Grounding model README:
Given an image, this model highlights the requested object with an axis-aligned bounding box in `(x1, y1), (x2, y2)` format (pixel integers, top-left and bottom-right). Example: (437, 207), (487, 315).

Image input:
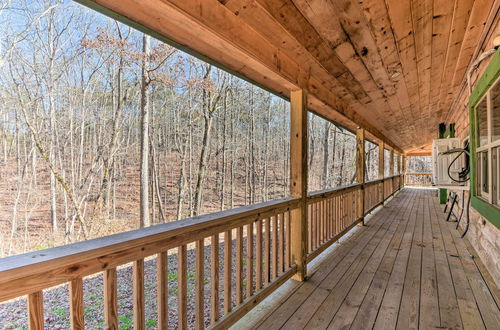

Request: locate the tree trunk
(193, 113), (213, 216)
(139, 34), (151, 228)
(322, 121), (330, 189)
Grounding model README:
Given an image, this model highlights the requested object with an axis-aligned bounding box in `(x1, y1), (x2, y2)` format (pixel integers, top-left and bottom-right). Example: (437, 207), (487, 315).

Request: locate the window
(474, 77), (500, 206)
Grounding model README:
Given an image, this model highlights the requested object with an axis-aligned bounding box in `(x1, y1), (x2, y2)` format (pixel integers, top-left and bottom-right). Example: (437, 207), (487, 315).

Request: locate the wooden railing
(305, 175), (402, 262)
(393, 175), (400, 192)
(0, 175), (403, 329)
(364, 179), (384, 214)
(384, 177), (393, 199)
(404, 172), (432, 186)
(0, 198), (300, 329)
(306, 184), (360, 261)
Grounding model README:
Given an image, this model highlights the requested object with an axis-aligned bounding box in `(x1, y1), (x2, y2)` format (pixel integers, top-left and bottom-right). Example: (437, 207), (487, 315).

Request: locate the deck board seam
(368, 188), (419, 329)
(432, 192), (471, 329)
(301, 189), (413, 328)
(432, 196), (499, 329)
(255, 192), (398, 329)
(393, 188), (423, 329)
(372, 188), (420, 329)
(344, 188), (417, 329)
(326, 190), (415, 328)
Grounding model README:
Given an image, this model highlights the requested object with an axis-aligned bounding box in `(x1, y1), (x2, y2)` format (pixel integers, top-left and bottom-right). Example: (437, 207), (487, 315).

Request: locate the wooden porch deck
(250, 188), (500, 330)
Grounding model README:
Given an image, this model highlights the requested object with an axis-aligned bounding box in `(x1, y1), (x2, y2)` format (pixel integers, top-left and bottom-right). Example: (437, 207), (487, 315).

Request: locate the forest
(0, 0), (394, 257)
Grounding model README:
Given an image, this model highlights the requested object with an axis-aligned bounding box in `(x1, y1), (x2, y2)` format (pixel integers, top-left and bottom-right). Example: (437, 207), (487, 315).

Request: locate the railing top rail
(307, 183), (361, 200)
(364, 178), (384, 185)
(0, 197), (300, 290)
(307, 174), (403, 199)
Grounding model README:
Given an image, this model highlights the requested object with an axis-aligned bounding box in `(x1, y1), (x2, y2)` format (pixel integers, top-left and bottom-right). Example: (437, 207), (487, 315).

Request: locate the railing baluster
(246, 222), (254, 297)
(315, 202), (319, 250)
(264, 218), (271, 285)
(315, 202), (320, 247)
(339, 195), (343, 231)
(70, 278), (84, 330)
(104, 268), (118, 330)
(319, 201), (323, 245)
(325, 199), (329, 241)
(272, 215), (278, 280)
(328, 198), (332, 239)
(236, 227), (243, 304)
(133, 259), (145, 330)
(311, 203), (316, 251)
(195, 239), (205, 330)
(157, 252), (168, 330)
(178, 245), (188, 330)
(317, 202), (321, 247)
(256, 220), (262, 290)
(279, 213), (284, 273)
(307, 204), (312, 253)
(285, 212), (291, 269)
(334, 196), (338, 234)
(28, 291), (44, 330)
(210, 234), (219, 324)
(322, 199), (326, 243)
(323, 199), (327, 242)
(342, 194), (346, 228)
(224, 230), (232, 314)
(330, 197), (334, 235)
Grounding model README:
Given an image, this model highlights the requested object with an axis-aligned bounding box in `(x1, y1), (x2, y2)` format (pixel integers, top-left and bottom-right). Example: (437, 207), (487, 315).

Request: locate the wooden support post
(378, 142), (385, 179)
(402, 155), (407, 185)
(378, 142), (385, 201)
(290, 89), (308, 281)
(397, 153), (401, 174)
(390, 149), (394, 177)
(439, 123), (447, 204)
(356, 128), (365, 224)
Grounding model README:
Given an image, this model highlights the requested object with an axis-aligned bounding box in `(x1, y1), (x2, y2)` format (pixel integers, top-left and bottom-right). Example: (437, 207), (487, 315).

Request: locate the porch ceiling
(78, 0), (499, 153)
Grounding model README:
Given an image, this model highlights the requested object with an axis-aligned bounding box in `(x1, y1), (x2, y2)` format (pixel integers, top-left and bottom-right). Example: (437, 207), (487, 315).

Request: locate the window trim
(469, 49), (500, 229)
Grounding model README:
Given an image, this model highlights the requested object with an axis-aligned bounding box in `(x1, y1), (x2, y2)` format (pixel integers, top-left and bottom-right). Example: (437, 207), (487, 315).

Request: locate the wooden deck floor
(252, 188), (500, 330)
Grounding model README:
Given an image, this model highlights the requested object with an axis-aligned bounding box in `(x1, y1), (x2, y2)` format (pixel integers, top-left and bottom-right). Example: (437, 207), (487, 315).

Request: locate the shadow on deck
(236, 188), (500, 330)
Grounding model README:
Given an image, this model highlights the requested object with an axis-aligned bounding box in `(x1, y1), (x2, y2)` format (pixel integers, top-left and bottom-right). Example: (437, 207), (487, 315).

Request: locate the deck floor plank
(301, 191), (412, 329)
(372, 190), (420, 330)
(256, 191), (409, 329)
(326, 189), (416, 329)
(395, 189), (424, 330)
(430, 192), (478, 329)
(431, 195), (500, 330)
(418, 191), (440, 329)
(350, 189), (418, 329)
(248, 188), (500, 330)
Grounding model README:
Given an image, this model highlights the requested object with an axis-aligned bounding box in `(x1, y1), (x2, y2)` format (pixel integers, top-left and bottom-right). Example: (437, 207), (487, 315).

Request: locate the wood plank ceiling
(83, 0), (498, 153)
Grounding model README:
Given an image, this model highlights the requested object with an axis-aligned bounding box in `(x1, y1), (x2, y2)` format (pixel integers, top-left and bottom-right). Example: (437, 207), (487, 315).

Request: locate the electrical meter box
(432, 138), (462, 185)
